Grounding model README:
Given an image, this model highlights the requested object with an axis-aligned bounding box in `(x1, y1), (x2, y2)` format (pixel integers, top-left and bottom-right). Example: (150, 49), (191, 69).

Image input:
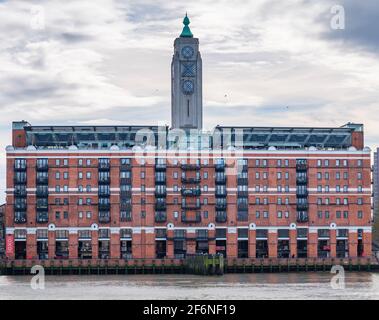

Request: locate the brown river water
(0, 272), (378, 300)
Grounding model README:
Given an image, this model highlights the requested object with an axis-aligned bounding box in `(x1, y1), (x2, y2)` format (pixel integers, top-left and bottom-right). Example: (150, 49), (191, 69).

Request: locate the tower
(171, 14), (203, 130)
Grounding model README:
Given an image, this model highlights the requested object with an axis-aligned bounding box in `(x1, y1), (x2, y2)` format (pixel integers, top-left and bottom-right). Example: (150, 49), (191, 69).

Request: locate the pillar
(226, 227), (237, 258)
(166, 229), (174, 259)
(248, 229), (256, 258)
(208, 228), (216, 255)
(289, 229), (297, 258)
(363, 230), (372, 257)
(330, 229), (337, 258)
(308, 229), (318, 258)
(110, 229), (120, 259)
(91, 230), (98, 259)
(132, 229), (142, 259)
(26, 229), (37, 260)
(186, 229), (196, 255)
(144, 228), (155, 259)
(268, 230), (278, 258)
(348, 230), (358, 258)
(68, 231), (78, 259)
(48, 230), (56, 259)
(5, 232), (15, 260)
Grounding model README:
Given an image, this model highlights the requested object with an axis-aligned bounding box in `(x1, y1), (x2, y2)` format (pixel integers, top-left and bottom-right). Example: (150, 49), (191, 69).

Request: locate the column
(363, 229), (372, 257)
(208, 228), (216, 255)
(144, 228), (155, 259)
(68, 230), (78, 259)
(91, 230), (98, 259)
(348, 230), (358, 258)
(308, 229), (318, 258)
(226, 227), (237, 258)
(268, 229), (278, 258)
(110, 229), (120, 259)
(26, 229), (37, 260)
(186, 229), (196, 255)
(166, 229), (174, 258)
(48, 230), (56, 259)
(289, 229), (297, 258)
(132, 229), (142, 259)
(248, 229), (256, 258)
(5, 231), (15, 260)
(330, 229), (337, 258)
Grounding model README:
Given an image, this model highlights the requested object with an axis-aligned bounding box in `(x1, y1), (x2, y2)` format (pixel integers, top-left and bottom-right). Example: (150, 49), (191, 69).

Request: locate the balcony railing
(296, 189), (308, 197)
(181, 188), (201, 197)
(297, 202), (308, 211)
(98, 177), (111, 185)
(181, 164), (200, 171)
(36, 204), (48, 212)
(297, 211), (309, 223)
(14, 188), (27, 197)
(155, 212), (167, 223)
(120, 177), (131, 185)
(237, 203), (249, 211)
(36, 188), (49, 198)
(155, 164), (166, 171)
(237, 212), (249, 221)
(181, 177), (201, 184)
(120, 190), (132, 198)
(98, 202), (111, 211)
(14, 215), (27, 224)
(14, 203), (27, 211)
(237, 190), (248, 197)
(155, 189), (167, 197)
(215, 176), (226, 184)
(237, 177), (248, 185)
(215, 211), (227, 223)
(36, 163), (49, 172)
(36, 176), (48, 185)
(296, 176), (307, 185)
(99, 213), (111, 223)
(155, 201), (166, 211)
(14, 164), (27, 171)
(215, 202), (227, 210)
(215, 190), (227, 197)
(155, 177), (167, 185)
(98, 162), (110, 171)
(181, 212), (201, 223)
(14, 176), (27, 184)
(120, 203), (132, 211)
(214, 163), (225, 171)
(98, 190), (110, 197)
(296, 163), (307, 171)
(36, 213), (48, 223)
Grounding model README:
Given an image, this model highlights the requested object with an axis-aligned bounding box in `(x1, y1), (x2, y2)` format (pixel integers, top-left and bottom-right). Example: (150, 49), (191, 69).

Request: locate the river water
(0, 272), (378, 300)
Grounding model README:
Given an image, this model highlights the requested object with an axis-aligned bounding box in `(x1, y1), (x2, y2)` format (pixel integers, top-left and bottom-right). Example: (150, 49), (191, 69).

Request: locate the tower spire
(180, 13), (193, 38)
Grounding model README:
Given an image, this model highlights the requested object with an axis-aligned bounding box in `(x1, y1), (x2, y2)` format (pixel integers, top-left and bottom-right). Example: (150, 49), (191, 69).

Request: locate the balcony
(297, 211), (309, 223)
(36, 188), (49, 198)
(36, 204), (48, 212)
(181, 164), (200, 171)
(120, 203), (132, 211)
(120, 177), (131, 185)
(36, 176), (48, 185)
(181, 212), (201, 223)
(98, 189), (110, 197)
(98, 202), (111, 211)
(181, 177), (201, 184)
(120, 163), (132, 171)
(14, 187), (27, 197)
(297, 202), (308, 211)
(98, 162), (110, 171)
(181, 202), (201, 210)
(14, 215), (27, 224)
(296, 176), (307, 185)
(36, 213), (48, 223)
(215, 190), (227, 198)
(296, 189), (308, 197)
(155, 164), (166, 171)
(155, 189), (167, 197)
(215, 211), (227, 223)
(237, 177), (248, 185)
(215, 202), (227, 210)
(155, 177), (167, 185)
(237, 190), (248, 197)
(155, 212), (167, 223)
(215, 176), (226, 184)
(237, 212), (248, 221)
(215, 163), (225, 171)
(296, 163), (307, 171)
(99, 177), (111, 185)
(36, 163), (48, 172)
(237, 203), (249, 212)
(14, 176), (27, 184)
(238, 164), (248, 172)
(99, 213), (111, 223)
(14, 203), (27, 211)
(120, 211), (132, 222)
(155, 201), (166, 211)
(14, 163), (27, 171)
(120, 190), (132, 198)
(181, 188), (201, 197)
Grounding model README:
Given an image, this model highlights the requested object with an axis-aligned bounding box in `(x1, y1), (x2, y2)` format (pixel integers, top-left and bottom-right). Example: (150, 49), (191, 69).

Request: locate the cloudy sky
(0, 0), (378, 202)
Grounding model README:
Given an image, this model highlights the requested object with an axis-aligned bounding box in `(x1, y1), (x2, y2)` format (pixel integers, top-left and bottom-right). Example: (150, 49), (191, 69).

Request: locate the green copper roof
(180, 13), (193, 38)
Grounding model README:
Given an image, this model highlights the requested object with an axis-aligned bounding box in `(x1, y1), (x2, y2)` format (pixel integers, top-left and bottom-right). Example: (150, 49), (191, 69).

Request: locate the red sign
(6, 235), (14, 256)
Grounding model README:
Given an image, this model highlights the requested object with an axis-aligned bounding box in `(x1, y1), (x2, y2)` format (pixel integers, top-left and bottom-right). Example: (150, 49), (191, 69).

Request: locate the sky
(0, 0), (378, 203)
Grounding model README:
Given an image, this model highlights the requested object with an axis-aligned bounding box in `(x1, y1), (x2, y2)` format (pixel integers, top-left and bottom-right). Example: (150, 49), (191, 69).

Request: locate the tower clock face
(181, 46), (194, 59)
(182, 80), (194, 95)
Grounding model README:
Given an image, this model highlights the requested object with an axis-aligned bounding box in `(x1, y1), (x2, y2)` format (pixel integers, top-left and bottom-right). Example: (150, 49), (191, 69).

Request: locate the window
(55, 185), (60, 192)
(78, 230), (91, 239)
(55, 159), (60, 166)
(86, 172), (91, 179)
(336, 159), (340, 167)
(256, 211), (260, 218)
(86, 211), (92, 218)
(173, 172), (178, 179)
(343, 211), (348, 219)
(277, 159), (282, 167)
(318, 211), (322, 219)
(63, 211), (68, 219)
(86, 159), (91, 166)
(317, 160), (322, 167)
(358, 211), (363, 219)
(78, 172), (83, 179)
(63, 159), (68, 166)
(255, 172), (260, 179)
(325, 211), (330, 219)
(37, 229), (48, 239)
(63, 172), (68, 179)
(336, 172), (340, 180)
(78, 198), (83, 205)
(56, 230), (68, 239)
(79, 211), (83, 219)
(277, 172), (282, 180)
(216, 228), (227, 238)
(78, 185), (83, 192)
(204, 172), (208, 179)
(78, 159), (83, 166)
(357, 159), (362, 167)
(285, 159), (289, 167)
(55, 172), (60, 179)
(357, 172), (362, 180)
(140, 171), (145, 179)
(237, 228), (248, 238)
(357, 198), (363, 205)
(317, 172), (322, 180)
(277, 211), (282, 218)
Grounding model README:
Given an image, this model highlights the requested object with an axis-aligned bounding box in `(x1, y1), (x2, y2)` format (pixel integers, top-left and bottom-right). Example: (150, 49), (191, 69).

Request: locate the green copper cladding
(180, 13), (193, 38)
